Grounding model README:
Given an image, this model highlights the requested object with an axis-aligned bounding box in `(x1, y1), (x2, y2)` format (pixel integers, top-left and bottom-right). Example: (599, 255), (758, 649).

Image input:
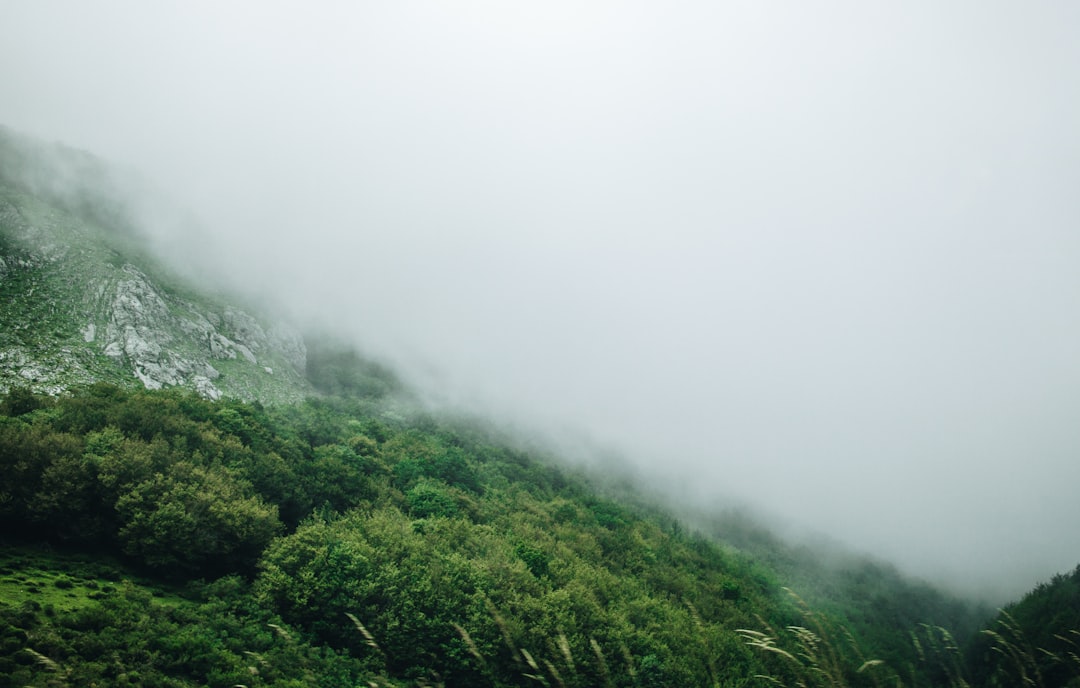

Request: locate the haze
(3, 2), (1079, 602)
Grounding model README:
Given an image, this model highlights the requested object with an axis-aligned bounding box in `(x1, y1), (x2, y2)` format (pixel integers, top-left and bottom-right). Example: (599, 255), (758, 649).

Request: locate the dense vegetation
(967, 565), (1080, 688)
(3, 125), (1077, 686)
(0, 380), (1073, 686)
(0, 383), (784, 685)
(693, 511), (989, 683)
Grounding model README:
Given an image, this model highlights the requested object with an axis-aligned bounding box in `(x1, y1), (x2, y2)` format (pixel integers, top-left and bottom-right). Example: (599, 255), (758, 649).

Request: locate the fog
(3, 2), (1079, 602)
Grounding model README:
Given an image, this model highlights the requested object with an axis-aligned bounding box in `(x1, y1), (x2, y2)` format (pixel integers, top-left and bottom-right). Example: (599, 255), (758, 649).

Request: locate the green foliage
(0, 384), (1026, 687)
(968, 565), (1080, 688)
(514, 542), (550, 579)
(740, 588), (895, 687)
(588, 499), (630, 530)
(114, 461), (282, 575)
(406, 481), (460, 519)
(391, 437), (482, 496)
(305, 337), (401, 400)
(298, 442), (376, 515)
(703, 509), (991, 678)
(254, 510), (495, 682)
(0, 386), (50, 416)
(0, 558), (373, 687)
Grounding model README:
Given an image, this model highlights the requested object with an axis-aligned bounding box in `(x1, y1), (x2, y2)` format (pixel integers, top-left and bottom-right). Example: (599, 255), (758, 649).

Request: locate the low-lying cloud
(3, 1), (1079, 601)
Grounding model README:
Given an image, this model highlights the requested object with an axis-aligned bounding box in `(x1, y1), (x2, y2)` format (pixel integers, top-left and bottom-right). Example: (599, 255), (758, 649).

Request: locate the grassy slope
(0, 542), (367, 688)
(0, 544), (162, 615)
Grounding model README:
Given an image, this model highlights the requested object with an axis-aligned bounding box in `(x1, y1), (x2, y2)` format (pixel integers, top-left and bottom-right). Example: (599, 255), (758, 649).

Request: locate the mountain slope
(0, 126), (310, 402)
(5, 126), (1070, 687)
(967, 564), (1080, 687)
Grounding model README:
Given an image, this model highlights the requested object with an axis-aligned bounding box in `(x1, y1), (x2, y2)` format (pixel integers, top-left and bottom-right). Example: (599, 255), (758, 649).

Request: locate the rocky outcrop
(1, 174), (310, 402)
(102, 265), (174, 381)
(95, 264), (307, 399)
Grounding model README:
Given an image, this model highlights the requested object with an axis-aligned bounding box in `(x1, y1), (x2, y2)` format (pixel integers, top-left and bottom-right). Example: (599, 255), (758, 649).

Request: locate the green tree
(0, 386), (49, 416)
(115, 461), (281, 574)
(406, 481), (460, 519)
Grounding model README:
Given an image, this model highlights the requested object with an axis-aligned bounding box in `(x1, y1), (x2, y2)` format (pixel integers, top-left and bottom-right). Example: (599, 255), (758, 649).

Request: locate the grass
(978, 610), (1080, 688)
(4, 540), (1078, 687)
(737, 588), (1080, 688)
(0, 543), (185, 614)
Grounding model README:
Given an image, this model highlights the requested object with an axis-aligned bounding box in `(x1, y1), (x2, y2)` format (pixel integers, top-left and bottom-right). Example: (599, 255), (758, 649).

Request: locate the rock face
(0, 251), (311, 402)
(102, 266), (175, 385)
(0, 133), (312, 402)
(94, 265), (308, 399)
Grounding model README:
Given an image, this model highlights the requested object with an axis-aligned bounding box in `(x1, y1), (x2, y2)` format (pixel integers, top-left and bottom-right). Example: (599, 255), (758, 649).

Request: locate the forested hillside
(2, 126), (1077, 687)
(1, 378), (1062, 687)
(967, 565), (1080, 688)
(0, 382), (784, 686)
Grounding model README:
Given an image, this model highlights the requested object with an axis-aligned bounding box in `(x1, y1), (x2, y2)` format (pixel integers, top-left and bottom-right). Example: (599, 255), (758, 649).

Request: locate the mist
(3, 1), (1079, 602)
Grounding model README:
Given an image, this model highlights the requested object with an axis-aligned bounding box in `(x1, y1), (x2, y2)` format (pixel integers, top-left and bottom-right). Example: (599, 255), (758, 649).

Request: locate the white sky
(2, 1), (1079, 601)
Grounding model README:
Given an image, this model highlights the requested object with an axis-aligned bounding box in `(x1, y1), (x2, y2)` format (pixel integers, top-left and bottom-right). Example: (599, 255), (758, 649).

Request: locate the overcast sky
(3, 1), (1079, 601)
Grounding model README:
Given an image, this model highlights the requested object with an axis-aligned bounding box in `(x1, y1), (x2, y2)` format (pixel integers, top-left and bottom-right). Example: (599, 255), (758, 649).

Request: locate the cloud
(3, 1), (1079, 601)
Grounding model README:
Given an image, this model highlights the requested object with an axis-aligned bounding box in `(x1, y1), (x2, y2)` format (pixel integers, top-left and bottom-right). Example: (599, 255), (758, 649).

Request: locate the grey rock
(224, 306), (266, 352)
(209, 333), (237, 360)
(192, 375), (222, 400)
(234, 343), (257, 365)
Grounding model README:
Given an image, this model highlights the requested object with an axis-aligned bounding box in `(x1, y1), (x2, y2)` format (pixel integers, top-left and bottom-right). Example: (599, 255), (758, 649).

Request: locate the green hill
(1, 126), (1074, 687)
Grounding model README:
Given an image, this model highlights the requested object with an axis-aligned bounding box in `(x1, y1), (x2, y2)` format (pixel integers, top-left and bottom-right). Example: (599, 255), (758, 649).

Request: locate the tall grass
(737, 588), (891, 688)
(23, 584), (1078, 686)
(977, 610), (1080, 688)
(738, 590), (1080, 688)
(908, 624), (969, 688)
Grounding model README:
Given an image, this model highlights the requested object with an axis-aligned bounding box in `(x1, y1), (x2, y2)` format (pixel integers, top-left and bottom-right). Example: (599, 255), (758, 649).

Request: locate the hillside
(0, 125), (310, 402)
(1, 128), (1075, 687)
(967, 565), (1080, 688)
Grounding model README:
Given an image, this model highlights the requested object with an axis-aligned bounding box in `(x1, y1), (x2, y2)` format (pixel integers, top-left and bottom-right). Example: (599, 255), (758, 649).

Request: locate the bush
(114, 462), (281, 575)
(406, 482), (459, 519)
